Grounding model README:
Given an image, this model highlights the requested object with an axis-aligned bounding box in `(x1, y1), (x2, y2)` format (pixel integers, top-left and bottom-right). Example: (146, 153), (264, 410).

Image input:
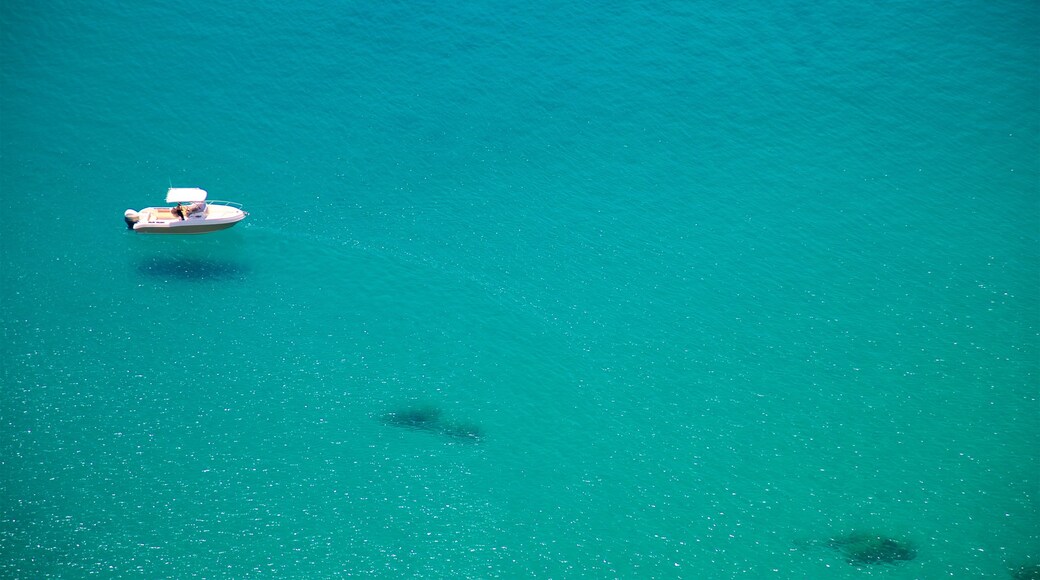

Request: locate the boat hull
(127, 204), (246, 234)
(132, 220), (242, 234)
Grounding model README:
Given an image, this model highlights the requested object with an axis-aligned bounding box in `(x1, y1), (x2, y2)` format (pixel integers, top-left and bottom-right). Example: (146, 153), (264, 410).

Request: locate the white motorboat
(124, 188), (247, 234)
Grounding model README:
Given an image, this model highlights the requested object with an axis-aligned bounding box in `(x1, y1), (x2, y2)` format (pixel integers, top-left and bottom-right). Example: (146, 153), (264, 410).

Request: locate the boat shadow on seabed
(136, 256), (251, 282)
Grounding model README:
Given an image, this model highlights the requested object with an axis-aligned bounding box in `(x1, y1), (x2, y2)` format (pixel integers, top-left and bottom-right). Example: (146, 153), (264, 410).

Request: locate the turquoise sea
(2, 0), (1038, 577)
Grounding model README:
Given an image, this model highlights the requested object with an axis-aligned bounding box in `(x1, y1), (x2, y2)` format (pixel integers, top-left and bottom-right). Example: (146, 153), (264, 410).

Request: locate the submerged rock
(826, 531), (917, 566)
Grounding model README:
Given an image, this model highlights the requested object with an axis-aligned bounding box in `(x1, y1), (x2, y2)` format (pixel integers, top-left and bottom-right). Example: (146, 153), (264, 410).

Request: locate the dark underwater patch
(1011, 563), (1040, 580)
(825, 531), (917, 566)
(383, 405), (442, 430)
(382, 405), (482, 443)
(137, 256), (250, 281)
(438, 420), (483, 442)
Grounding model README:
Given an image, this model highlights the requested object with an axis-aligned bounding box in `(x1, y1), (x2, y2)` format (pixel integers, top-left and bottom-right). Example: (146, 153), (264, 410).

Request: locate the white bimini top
(166, 187), (209, 203)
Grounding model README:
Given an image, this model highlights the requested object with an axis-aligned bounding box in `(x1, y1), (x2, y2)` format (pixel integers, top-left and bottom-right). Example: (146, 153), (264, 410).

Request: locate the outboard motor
(124, 209), (140, 230)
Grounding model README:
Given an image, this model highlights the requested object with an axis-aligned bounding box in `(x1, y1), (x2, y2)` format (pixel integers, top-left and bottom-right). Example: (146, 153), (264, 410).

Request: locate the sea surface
(2, 0), (1038, 577)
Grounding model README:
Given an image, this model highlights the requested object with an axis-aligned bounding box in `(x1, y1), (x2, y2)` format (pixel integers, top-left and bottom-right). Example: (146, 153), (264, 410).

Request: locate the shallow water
(2, 0), (1038, 577)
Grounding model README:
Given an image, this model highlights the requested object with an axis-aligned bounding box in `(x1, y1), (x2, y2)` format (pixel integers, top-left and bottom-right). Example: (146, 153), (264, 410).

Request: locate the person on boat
(184, 201), (205, 217)
(173, 203), (186, 220)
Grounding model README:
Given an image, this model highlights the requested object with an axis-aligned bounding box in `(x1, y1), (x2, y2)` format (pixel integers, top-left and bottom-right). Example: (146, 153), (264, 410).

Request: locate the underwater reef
(382, 405), (482, 442)
(824, 531), (917, 566)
